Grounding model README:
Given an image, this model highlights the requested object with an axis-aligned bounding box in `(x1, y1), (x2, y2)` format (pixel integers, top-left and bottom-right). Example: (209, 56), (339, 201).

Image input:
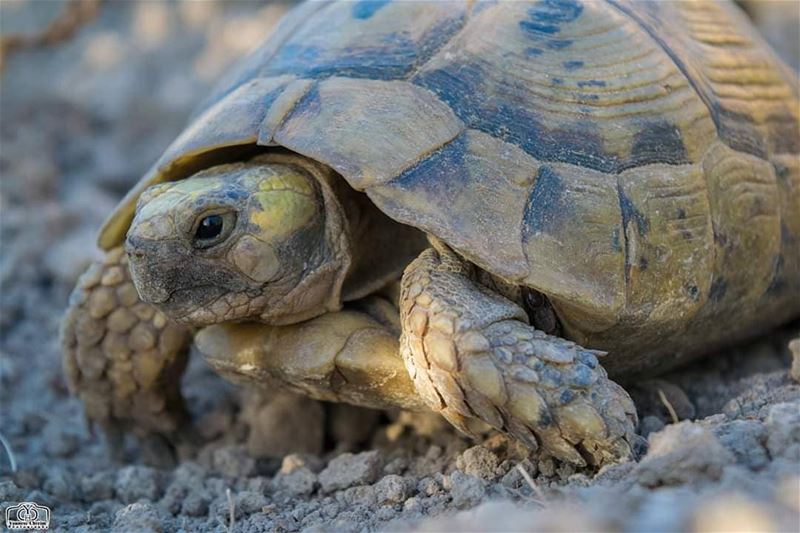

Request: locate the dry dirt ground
(1, 2), (799, 532)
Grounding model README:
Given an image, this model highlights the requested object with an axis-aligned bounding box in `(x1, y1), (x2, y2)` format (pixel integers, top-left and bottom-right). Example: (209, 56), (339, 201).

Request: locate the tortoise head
(125, 155), (350, 326)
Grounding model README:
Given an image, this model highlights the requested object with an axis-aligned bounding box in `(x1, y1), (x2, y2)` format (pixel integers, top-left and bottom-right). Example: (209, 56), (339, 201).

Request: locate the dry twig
(0, 432), (17, 472)
(226, 487), (235, 533)
(0, 0), (103, 71)
(515, 463), (546, 505)
(657, 388), (680, 424)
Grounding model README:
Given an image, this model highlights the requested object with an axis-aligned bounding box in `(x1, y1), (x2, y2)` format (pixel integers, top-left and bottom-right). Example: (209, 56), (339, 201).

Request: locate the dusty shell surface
(0, 1), (798, 532)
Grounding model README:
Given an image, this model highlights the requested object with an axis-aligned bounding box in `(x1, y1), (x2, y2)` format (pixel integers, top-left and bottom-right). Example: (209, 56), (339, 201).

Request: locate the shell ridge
(377, 126), (468, 185)
(403, 1), (478, 83)
(603, 0), (722, 143)
(258, 79), (316, 145)
(614, 175), (633, 307)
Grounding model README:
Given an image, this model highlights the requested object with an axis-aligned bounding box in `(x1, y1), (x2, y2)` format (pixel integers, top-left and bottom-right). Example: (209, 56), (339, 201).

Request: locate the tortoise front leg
(399, 240), (638, 467)
(195, 303), (426, 412)
(61, 246), (193, 463)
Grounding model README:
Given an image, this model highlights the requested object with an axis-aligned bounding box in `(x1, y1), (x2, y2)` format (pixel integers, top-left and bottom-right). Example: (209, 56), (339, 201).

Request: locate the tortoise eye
(193, 212), (235, 248)
(196, 215), (223, 240)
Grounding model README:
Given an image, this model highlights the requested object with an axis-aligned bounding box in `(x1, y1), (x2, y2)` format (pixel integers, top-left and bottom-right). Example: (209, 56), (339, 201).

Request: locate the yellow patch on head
(240, 163), (319, 242)
(256, 171), (315, 196)
(250, 190), (317, 241)
(238, 164), (316, 197)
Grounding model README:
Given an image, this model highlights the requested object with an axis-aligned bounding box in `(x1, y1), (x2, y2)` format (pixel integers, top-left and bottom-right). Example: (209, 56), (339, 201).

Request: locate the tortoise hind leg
(399, 240), (638, 467)
(61, 246), (193, 465)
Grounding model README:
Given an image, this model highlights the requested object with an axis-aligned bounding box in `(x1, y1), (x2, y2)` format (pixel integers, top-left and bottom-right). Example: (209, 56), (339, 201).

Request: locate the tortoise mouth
(126, 234), (256, 325)
(127, 250), (237, 325)
(160, 285), (228, 321)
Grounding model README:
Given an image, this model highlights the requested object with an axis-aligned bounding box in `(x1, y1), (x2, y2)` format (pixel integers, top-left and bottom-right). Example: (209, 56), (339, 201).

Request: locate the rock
(417, 476), (441, 497)
(87, 501), (122, 530)
(403, 496), (422, 513)
(42, 466), (75, 501)
(538, 456), (556, 478)
(635, 421), (734, 487)
(23, 489), (53, 509)
(212, 445), (256, 478)
(0, 480), (22, 501)
(449, 471), (486, 509)
(171, 461), (207, 484)
(500, 467), (524, 491)
(764, 402), (800, 461)
(115, 466), (162, 504)
(112, 502), (168, 533)
(180, 490), (212, 517)
(280, 453), (323, 474)
(319, 451), (381, 493)
(375, 505), (397, 521)
(329, 506), (372, 532)
(274, 466), (317, 497)
(160, 461), (209, 515)
(456, 446), (500, 480)
(12, 469), (40, 491)
(338, 485), (377, 507)
(789, 338), (800, 383)
(713, 420), (769, 470)
(80, 471), (116, 501)
(234, 490), (269, 517)
(374, 474), (408, 504)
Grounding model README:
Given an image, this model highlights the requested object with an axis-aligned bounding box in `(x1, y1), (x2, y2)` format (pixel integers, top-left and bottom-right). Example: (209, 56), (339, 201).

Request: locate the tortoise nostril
(124, 237), (148, 260)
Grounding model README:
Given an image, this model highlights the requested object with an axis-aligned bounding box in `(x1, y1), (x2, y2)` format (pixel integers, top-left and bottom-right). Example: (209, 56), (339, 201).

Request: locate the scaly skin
(61, 246), (193, 458)
(399, 241), (638, 467)
(195, 298), (426, 413)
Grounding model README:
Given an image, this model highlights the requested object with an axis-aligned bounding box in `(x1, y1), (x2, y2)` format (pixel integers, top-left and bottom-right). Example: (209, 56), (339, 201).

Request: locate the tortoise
(61, 0), (800, 467)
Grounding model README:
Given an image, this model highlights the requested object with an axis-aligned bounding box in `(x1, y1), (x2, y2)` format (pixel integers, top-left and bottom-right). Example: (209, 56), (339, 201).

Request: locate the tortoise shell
(100, 0), (800, 373)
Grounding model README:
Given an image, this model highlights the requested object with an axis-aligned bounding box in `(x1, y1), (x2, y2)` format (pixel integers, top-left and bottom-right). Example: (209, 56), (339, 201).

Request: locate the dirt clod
(456, 445), (501, 480)
(319, 451), (381, 493)
(789, 338), (800, 382)
(212, 445), (256, 479)
(635, 421), (734, 487)
(112, 502), (168, 533)
(449, 470), (487, 509)
(374, 474), (409, 504)
(114, 466), (162, 504)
